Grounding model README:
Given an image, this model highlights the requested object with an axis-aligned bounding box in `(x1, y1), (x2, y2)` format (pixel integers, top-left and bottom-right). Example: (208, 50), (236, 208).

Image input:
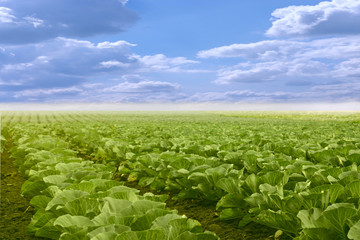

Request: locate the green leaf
(131, 200), (166, 214)
(346, 180), (360, 198)
(310, 149), (336, 163)
(30, 195), (52, 210)
(347, 150), (360, 164)
(59, 229), (88, 240)
(322, 203), (356, 237)
(177, 168), (190, 174)
(130, 209), (170, 231)
(34, 220), (62, 239)
(302, 228), (338, 240)
(46, 190), (89, 210)
(135, 229), (166, 240)
(215, 177), (241, 194)
(116, 231), (138, 240)
(92, 212), (131, 226)
(63, 197), (101, 217)
(297, 208), (326, 229)
(243, 151), (260, 173)
(108, 186), (139, 196)
(66, 181), (95, 193)
(109, 190), (139, 202)
(255, 210), (300, 235)
(261, 171), (289, 186)
(43, 175), (68, 185)
(54, 214), (94, 228)
(91, 232), (119, 240)
(310, 184), (344, 204)
(150, 179), (166, 191)
(216, 193), (246, 209)
(151, 213), (183, 230)
(174, 231), (218, 240)
(27, 209), (57, 234)
(142, 192), (168, 202)
(238, 214), (252, 228)
(223, 152), (242, 166)
(244, 193), (265, 209)
(88, 225), (131, 239)
(42, 185), (62, 197)
(188, 172), (208, 184)
(168, 218), (202, 239)
(220, 208), (245, 221)
(138, 177), (155, 187)
(21, 180), (48, 198)
(348, 220), (360, 240)
(245, 173), (259, 193)
(101, 197), (133, 214)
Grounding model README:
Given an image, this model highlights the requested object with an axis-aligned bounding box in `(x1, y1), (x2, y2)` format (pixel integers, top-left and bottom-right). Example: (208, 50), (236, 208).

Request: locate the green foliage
(9, 123), (219, 240)
(8, 112), (360, 239)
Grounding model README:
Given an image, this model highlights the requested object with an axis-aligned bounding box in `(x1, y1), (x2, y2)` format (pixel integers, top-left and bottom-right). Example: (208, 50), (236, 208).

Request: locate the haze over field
(0, 0), (360, 109)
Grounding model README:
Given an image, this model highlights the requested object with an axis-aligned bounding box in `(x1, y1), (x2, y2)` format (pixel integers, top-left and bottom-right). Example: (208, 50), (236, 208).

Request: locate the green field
(1, 111), (360, 240)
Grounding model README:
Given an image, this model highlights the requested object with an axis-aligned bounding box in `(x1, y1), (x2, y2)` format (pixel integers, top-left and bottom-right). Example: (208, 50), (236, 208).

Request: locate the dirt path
(0, 137), (41, 240)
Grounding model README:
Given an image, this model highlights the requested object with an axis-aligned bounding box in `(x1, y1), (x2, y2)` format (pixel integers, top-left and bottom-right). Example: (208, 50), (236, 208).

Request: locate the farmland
(1, 111), (360, 240)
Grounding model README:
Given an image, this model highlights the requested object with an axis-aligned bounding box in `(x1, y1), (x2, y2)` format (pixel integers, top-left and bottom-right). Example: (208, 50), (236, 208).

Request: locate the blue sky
(0, 0), (359, 103)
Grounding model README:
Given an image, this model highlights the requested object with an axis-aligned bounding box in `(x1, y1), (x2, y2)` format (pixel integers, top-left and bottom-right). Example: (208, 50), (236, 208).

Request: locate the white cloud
(56, 38), (136, 52)
(23, 16), (44, 28)
(14, 87), (83, 98)
(0, 0), (138, 44)
(198, 40), (289, 59)
(333, 58), (360, 77)
(81, 83), (104, 89)
(184, 83), (360, 102)
(1, 56), (50, 72)
(97, 40), (136, 49)
(185, 90), (294, 102)
(58, 37), (95, 48)
(119, 0), (128, 5)
(120, 74), (147, 82)
(214, 59), (335, 84)
(99, 60), (130, 68)
(0, 7), (15, 23)
(21, 79), (185, 103)
(215, 61), (286, 84)
(103, 80), (180, 93)
(198, 37), (360, 60)
(130, 54), (201, 72)
(198, 36), (360, 85)
(0, 79), (23, 86)
(267, 0), (360, 37)
(2, 62), (33, 71)
(311, 81), (360, 92)
(0, 36), (204, 102)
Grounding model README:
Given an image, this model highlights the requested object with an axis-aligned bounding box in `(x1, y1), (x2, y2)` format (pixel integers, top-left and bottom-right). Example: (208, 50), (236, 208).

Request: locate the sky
(0, 0), (360, 105)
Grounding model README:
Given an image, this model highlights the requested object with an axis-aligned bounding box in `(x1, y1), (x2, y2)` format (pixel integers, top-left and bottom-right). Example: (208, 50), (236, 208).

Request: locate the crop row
(1, 134), (5, 154)
(49, 116), (360, 240)
(8, 123), (218, 240)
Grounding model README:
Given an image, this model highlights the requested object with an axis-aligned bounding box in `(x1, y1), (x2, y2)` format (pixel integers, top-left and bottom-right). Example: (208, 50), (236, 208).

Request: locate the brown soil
(0, 138), (41, 240)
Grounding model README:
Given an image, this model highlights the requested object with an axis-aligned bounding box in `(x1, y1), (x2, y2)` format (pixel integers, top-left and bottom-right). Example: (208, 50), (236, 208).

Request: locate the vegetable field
(1, 111), (360, 240)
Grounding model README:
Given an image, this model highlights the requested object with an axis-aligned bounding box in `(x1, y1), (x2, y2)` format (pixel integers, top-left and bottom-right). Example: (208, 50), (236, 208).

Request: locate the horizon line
(0, 102), (360, 111)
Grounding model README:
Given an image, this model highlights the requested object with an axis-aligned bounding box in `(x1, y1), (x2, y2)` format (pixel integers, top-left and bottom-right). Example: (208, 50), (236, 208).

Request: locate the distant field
(1, 110), (359, 124)
(1, 111), (360, 240)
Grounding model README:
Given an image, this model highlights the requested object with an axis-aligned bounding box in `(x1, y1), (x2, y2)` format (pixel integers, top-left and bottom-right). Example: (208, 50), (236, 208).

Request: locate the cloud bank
(267, 0), (360, 37)
(1, 0), (360, 104)
(0, 0), (138, 44)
